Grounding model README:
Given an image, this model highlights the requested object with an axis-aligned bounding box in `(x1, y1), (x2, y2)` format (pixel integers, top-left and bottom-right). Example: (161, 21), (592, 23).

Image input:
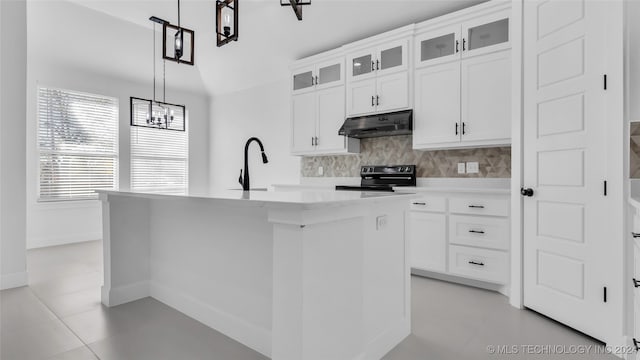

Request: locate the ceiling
(29, 0), (485, 97)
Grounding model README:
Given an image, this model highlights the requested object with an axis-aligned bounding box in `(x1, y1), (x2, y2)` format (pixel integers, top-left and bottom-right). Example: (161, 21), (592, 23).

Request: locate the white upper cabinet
(290, 55), (359, 156)
(347, 39), (409, 81)
(413, 2), (512, 150)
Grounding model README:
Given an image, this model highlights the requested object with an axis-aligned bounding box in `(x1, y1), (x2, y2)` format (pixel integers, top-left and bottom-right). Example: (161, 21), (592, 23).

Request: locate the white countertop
(96, 189), (416, 209)
(393, 186), (510, 195)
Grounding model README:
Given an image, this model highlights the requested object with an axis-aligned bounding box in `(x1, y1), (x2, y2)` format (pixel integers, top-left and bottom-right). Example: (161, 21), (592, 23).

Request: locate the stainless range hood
(338, 110), (412, 139)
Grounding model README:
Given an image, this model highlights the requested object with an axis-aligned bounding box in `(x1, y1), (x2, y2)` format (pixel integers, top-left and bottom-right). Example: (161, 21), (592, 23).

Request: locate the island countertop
(96, 189), (416, 209)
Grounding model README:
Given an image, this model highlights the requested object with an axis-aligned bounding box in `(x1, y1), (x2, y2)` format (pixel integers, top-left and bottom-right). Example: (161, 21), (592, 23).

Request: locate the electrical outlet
(376, 215), (388, 231)
(458, 163), (466, 174)
(466, 162), (479, 174)
(318, 166), (324, 176)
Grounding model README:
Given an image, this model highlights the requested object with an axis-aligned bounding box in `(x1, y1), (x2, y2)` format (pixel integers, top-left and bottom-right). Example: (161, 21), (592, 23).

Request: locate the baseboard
(101, 281), (149, 307)
(150, 281), (271, 358)
(358, 318), (410, 360)
(1, 271), (28, 290)
(27, 232), (101, 249)
(412, 268), (509, 295)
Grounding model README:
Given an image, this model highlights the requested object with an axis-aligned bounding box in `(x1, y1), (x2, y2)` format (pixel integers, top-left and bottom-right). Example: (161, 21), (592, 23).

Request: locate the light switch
(458, 163), (466, 174)
(318, 166), (324, 176)
(466, 162), (479, 174)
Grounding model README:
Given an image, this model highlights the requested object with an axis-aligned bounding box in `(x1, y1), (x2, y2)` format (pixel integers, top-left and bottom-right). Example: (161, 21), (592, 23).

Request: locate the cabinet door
(462, 10), (510, 58)
(316, 58), (344, 90)
(292, 66), (315, 94)
(316, 86), (347, 153)
(291, 92), (317, 154)
(461, 50), (511, 144)
(346, 78), (376, 116)
(413, 62), (461, 148)
(415, 26), (461, 68)
(409, 212), (447, 273)
(376, 72), (409, 113)
(377, 39), (409, 76)
(347, 50), (376, 81)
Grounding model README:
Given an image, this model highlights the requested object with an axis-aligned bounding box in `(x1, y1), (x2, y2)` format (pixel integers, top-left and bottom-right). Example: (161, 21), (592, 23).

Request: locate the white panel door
(376, 72), (409, 113)
(461, 49), (511, 143)
(315, 86), (346, 153)
(347, 78), (376, 117)
(409, 212), (446, 273)
(523, 0), (612, 342)
(413, 61), (461, 148)
(291, 92), (317, 154)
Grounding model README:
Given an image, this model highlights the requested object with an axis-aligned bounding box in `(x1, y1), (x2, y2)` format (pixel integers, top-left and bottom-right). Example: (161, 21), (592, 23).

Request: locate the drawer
(635, 244), (640, 279)
(449, 215), (509, 250)
(449, 196), (509, 217)
(633, 214), (640, 234)
(635, 295), (640, 346)
(409, 195), (446, 213)
(448, 245), (508, 284)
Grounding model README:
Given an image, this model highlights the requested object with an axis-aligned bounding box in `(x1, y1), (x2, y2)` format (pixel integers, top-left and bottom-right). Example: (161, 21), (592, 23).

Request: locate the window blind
(130, 112), (188, 195)
(38, 87), (118, 201)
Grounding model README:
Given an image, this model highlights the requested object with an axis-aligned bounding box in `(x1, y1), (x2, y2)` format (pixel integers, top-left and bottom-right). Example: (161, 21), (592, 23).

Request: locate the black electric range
(336, 165), (416, 192)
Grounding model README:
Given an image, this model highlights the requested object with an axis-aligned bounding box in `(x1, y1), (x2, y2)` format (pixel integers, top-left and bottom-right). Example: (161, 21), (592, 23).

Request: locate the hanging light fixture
(280, 0), (311, 21)
(161, 0), (195, 65)
(130, 17), (186, 132)
(216, 0), (238, 47)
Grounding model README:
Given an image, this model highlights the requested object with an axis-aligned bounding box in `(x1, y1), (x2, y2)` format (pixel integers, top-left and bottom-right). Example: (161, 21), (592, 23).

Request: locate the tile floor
(0, 240), (617, 360)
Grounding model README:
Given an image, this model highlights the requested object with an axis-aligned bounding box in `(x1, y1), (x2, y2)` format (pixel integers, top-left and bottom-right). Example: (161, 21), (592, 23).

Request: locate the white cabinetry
(346, 34), (412, 117)
(413, 6), (512, 150)
(290, 54), (359, 155)
(406, 190), (510, 287)
(630, 202), (640, 356)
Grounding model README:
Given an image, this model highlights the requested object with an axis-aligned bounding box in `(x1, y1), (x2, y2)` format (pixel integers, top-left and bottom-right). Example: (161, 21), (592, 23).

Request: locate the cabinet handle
(468, 260), (484, 266)
(371, 61), (375, 72)
(412, 202), (426, 206)
(455, 123), (459, 135)
(311, 76), (314, 86)
(372, 96), (375, 107)
(376, 95), (380, 106)
(633, 338), (640, 352)
(468, 205), (485, 209)
(632, 232), (640, 238)
(462, 122), (466, 135)
(463, 38), (466, 51)
(469, 230), (485, 234)
(455, 40), (459, 53)
(311, 137), (314, 146)
(315, 76), (319, 85)
(315, 137), (319, 146)
(376, 59), (380, 70)
(633, 278), (640, 288)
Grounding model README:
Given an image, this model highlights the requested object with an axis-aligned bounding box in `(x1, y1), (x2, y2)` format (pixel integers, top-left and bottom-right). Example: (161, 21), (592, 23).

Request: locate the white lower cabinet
(408, 192), (510, 287)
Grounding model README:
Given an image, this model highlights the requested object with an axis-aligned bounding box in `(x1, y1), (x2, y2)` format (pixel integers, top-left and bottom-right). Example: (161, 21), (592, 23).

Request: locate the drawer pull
(633, 338), (639, 352)
(632, 232), (640, 238)
(469, 230), (485, 234)
(468, 205), (485, 209)
(633, 278), (640, 288)
(412, 202), (427, 206)
(468, 260), (485, 266)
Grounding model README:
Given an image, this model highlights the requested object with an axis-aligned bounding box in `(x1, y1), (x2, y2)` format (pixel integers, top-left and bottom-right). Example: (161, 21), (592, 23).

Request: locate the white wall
(1, 0), (28, 289)
(26, 2), (210, 249)
(209, 80), (300, 190)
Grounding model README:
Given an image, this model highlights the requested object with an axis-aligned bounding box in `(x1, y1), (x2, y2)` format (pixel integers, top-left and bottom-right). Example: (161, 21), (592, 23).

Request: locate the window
(38, 87), (118, 201)
(130, 109), (188, 195)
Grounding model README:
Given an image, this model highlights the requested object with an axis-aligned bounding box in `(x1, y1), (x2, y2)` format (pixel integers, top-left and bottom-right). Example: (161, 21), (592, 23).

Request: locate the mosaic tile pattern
(631, 122), (640, 178)
(301, 135), (511, 178)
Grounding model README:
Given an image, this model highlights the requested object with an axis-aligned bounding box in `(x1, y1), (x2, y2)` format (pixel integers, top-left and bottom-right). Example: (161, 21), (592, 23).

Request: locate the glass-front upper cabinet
(415, 25), (461, 68)
(347, 38), (409, 80)
(292, 67), (315, 93)
(461, 11), (510, 57)
(316, 59), (344, 89)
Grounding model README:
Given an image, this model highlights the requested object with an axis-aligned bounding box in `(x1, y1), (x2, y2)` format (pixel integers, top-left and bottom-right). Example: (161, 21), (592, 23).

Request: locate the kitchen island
(97, 189), (413, 360)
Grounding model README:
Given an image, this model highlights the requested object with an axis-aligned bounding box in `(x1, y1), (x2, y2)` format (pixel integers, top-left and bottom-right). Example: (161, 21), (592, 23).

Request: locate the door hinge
(604, 181), (607, 196)
(604, 74), (607, 90)
(603, 286), (607, 303)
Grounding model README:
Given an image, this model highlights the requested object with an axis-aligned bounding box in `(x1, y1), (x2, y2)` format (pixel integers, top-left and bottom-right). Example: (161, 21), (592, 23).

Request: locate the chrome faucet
(238, 137), (269, 191)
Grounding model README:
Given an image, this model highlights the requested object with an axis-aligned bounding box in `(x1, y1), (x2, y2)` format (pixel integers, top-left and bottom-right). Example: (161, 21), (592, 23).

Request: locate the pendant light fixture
(216, 0), (238, 47)
(130, 17), (186, 132)
(161, 0), (195, 65)
(280, 0), (311, 21)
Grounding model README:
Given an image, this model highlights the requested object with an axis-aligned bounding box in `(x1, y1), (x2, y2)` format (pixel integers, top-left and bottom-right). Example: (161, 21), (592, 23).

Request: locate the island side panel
(100, 194), (151, 307)
(146, 198), (273, 358)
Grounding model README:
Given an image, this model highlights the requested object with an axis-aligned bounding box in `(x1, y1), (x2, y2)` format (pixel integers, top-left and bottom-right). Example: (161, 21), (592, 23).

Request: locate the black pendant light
(216, 0), (238, 47)
(280, 0), (311, 21)
(160, 0), (195, 65)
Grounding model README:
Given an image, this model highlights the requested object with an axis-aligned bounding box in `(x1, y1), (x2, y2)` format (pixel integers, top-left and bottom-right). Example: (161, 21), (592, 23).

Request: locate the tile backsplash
(301, 135), (510, 178)
(631, 122), (640, 178)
